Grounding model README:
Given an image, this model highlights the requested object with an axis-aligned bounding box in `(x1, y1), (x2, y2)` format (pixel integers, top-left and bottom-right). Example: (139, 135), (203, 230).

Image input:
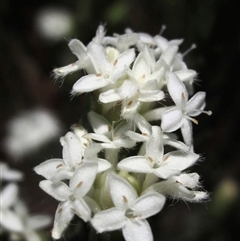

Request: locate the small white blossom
(39, 162), (98, 239)
(91, 173), (165, 241)
(161, 72), (211, 145)
(35, 132), (110, 182)
(72, 42), (135, 94)
(145, 173), (208, 202)
(118, 126), (199, 179)
(87, 111), (136, 149)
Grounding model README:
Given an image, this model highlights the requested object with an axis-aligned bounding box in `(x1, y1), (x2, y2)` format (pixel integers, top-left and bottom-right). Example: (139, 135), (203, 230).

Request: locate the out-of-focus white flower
(0, 162), (23, 181)
(0, 184), (23, 232)
(35, 6), (73, 41)
(4, 109), (61, 160)
(10, 200), (51, 241)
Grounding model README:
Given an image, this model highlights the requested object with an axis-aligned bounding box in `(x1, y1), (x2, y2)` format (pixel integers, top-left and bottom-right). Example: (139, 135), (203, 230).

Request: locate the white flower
(145, 173), (208, 202)
(161, 72), (211, 145)
(100, 49), (164, 118)
(0, 184), (51, 241)
(0, 162), (23, 181)
(87, 111), (136, 149)
(4, 109), (61, 160)
(72, 42), (135, 94)
(91, 173), (165, 241)
(0, 184), (23, 232)
(39, 162), (98, 239)
(125, 114), (189, 151)
(118, 126), (199, 179)
(11, 200), (51, 241)
(102, 31), (140, 52)
(34, 132), (110, 182)
(35, 7), (73, 41)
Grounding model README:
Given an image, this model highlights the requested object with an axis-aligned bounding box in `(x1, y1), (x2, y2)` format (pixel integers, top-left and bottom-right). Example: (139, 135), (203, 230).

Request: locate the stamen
(77, 181), (83, 188)
(159, 25), (166, 35)
(163, 154), (170, 162)
(181, 92), (185, 100)
(183, 44), (196, 57)
(123, 196), (128, 203)
(113, 60), (118, 66)
(56, 164), (63, 169)
(190, 117), (198, 125)
(96, 73), (102, 77)
(148, 156), (154, 163)
(127, 101), (133, 106)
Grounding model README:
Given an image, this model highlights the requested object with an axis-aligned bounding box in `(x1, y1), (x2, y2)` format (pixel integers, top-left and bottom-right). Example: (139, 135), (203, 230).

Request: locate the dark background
(1, 0), (239, 240)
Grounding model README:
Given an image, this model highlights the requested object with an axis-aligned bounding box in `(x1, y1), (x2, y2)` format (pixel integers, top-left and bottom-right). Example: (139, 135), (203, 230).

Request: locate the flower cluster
(35, 26), (211, 241)
(0, 162), (51, 241)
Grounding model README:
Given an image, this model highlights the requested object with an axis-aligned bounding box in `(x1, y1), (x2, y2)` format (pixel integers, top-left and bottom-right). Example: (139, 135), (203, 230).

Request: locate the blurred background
(0, 0), (239, 240)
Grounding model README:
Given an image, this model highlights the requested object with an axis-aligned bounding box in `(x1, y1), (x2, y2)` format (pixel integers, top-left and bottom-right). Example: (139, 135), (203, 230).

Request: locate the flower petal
(123, 219), (153, 241)
(139, 89), (164, 102)
(166, 72), (188, 107)
(62, 132), (82, 167)
(174, 69), (197, 82)
(27, 215), (52, 229)
(132, 52), (151, 79)
(181, 118), (193, 146)
(34, 159), (66, 180)
(52, 201), (74, 240)
(72, 74), (109, 93)
(68, 39), (87, 59)
(87, 42), (111, 74)
(161, 107), (183, 132)
(109, 172), (138, 208)
(1, 183), (18, 208)
(70, 162), (97, 197)
(94, 158), (112, 172)
(118, 156), (153, 174)
(116, 48), (136, 69)
(160, 45), (178, 67)
(186, 91), (206, 116)
(88, 111), (110, 135)
(91, 208), (126, 233)
(99, 89), (121, 103)
(132, 192), (165, 218)
(146, 126), (163, 162)
(0, 209), (24, 232)
(39, 180), (71, 201)
(72, 198), (91, 222)
(155, 151), (199, 179)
